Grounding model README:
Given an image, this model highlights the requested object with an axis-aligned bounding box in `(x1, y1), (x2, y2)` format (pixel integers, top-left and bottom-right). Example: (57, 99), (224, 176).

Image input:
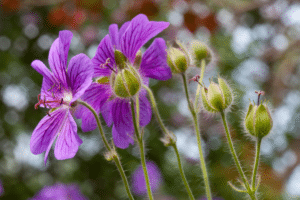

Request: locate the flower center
(63, 93), (73, 104)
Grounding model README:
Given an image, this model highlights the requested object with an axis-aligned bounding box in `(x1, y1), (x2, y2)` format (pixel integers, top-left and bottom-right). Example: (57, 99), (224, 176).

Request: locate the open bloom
(131, 161), (162, 196)
(76, 14), (171, 148)
(29, 183), (88, 200)
(30, 30), (93, 164)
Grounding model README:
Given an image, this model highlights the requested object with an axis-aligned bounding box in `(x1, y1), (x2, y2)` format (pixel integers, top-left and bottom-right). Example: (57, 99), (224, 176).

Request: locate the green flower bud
(114, 50), (127, 70)
(167, 47), (188, 73)
(191, 40), (210, 65)
(113, 67), (141, 98)
(201, 78), (233, 112)
(244, 101), (273, 138)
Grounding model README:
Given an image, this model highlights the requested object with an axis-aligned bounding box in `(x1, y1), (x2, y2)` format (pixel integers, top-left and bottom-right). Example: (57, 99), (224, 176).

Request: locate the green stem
(143, 85), (195, 200)
(172, 144), (196, 200)
(78, 100), (134, 200)
(130, 98), (154, 200)
(220, 110), (256, 200)
(181, 73), (212, 200)
(142, 85), (168, 134)
(251, 137), (262, 191)
(194, 60), (206, 111)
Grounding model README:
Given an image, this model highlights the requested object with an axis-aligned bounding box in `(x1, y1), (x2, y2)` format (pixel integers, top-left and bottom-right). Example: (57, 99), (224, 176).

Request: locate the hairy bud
(201, 78), (233, 113)
(244, 101), (273, 138)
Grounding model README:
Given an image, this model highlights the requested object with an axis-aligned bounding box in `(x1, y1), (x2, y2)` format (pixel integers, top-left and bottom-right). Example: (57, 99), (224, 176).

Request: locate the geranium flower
(131, 161), (162, 196)
(76, 14), (171, 149)
(29, 183), (88, 200)
(30, 30), (93, 164)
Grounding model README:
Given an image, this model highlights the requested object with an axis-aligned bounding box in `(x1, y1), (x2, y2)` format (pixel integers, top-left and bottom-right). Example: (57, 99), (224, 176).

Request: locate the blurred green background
(0, 0), (300, 199)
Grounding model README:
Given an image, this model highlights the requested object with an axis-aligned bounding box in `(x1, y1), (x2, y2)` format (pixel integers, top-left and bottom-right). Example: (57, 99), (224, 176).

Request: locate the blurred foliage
(1, 0), (300, 199)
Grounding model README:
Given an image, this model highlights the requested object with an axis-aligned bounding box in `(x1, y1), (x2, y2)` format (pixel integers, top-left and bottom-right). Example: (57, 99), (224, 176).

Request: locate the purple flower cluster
(29, 183), (87, 200)
(30, 14), (171, 161)
(131, 161), (162, 196)
(76, 14), (171, 149)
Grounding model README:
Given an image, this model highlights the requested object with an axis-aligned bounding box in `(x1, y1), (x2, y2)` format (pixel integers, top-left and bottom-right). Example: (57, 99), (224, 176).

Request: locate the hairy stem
(182, 73), (212, 200)
(130, 98), (153, 200)
(220, 110), (256, 200)
(251, 137), (262, 191)
(78, 100), (134, 200)
(172, 144), (196, 200)
(143, 85), (195, 200)
(194, 60), (206, 111)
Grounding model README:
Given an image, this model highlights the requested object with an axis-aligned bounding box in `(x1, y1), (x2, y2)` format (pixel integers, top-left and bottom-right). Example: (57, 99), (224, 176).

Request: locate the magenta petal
(111, 98), (134, 148)
(100, 100), (113, 127)
(30, 108), (68, 160)
(75, 83), (111, 132)
(48, 30), (73, 88)
(120, 14), (169, 62)
(140, 38), (172, 80)
(118, 21), (130, 42)
(92, 35), (115, 78)
(54, 110), (82, 160)
(109, 24), (119, 49)
(67, 53), (93, 103)
(31, 60), (53, 81)
(139, 92), (152, 127)
(31, 60), (56, 99)
(112, 125), (134, 149)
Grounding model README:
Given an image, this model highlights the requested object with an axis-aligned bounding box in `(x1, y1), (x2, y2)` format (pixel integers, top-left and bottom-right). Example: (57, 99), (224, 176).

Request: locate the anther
(100, 58), (117, 73)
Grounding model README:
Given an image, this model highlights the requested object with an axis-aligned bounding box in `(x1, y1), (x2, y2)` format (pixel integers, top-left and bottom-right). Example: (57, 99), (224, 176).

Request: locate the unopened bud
(114, 50), (127, 70)
(191, 40), (210, 65)
(201, 77), (233, 113)
(167, 42), (190, 73)
(113, 66), (141, 98)
(244, 101), (273, 138)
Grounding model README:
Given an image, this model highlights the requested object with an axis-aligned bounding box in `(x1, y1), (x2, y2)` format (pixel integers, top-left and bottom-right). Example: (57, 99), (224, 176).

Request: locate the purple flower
(131, 161), (162, 196)
(76, 14), (171, 149)
(29, 183), (88, 200)
(30, 30), (93, 164)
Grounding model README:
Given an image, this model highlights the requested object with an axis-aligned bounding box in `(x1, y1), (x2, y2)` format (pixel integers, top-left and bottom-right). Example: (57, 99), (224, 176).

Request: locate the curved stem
(143, 85), (195, 200)
(172, 144), (196, 200)
(142, 85), (168, 134)
(251, 137), (262, 190)
(182, 73), (212, 200)
(77, 100), (134, 200)
(130, 98), (154, 200)
(220, 110), (256, 200)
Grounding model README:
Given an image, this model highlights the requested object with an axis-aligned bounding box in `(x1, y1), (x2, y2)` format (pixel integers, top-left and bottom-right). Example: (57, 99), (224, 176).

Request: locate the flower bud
(113, 66), (141, 98)
(191, 40), (210, 65)
(201, 78), (233, 112)
(244, 101), (273, 138)
(114, 50), (127, 70)
(167, 45), (189, 73)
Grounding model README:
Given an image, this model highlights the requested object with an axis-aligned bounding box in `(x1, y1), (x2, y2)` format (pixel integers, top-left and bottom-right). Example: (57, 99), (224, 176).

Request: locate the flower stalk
(143, 85), (195, 200)
(181, 73), (212, 200)
(77, 100), (134, 200)
(220, 110), (256, 200)
(251, 137), (262, 191)
(130, 98), (154, 200)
